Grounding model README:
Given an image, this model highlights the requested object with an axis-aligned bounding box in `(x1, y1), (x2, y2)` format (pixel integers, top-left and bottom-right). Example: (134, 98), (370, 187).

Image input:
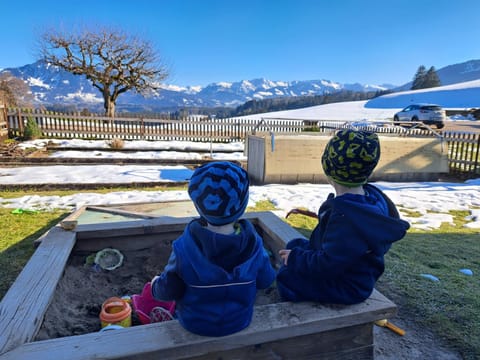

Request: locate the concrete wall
(247, 133), (449, 185)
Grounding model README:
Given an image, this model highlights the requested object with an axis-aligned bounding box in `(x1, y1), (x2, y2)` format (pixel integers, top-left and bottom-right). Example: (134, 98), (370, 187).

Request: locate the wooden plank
(75, 211), (296, 249)
(0, 227), (76, 355)
(73, 212), (293, 253)
(246, 135), (266, 184)
(34, 205), (85, 243)
(73, 231), (181, 252)
(87, 200), (200, 220)
(95, 199), (193, 209)
(244, 211), (305, 259)
(32, 227), (57, 247)
(45, 146), (241, 153)
(73, 212), (299, 255)
(62, 205), (87, 222)
(59, 205), (87, 231)
(187, 323), (373, 360)
(0, 157), (216, 165)
(474, 135), (480, 174)
(75, 216), (195, 240)
(1, 290), (396, 360)
(85, 206), (158, 219)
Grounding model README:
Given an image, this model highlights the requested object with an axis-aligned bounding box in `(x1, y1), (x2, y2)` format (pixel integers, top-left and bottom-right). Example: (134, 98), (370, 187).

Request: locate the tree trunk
(105, 97), (116, 118)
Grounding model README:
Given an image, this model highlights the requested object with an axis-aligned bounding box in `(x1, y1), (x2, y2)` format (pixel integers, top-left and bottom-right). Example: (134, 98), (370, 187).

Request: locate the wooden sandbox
(0, 205), (397, 360)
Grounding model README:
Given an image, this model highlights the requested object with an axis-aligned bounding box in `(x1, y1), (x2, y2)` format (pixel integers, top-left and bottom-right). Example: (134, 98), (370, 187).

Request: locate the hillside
(243, 79), (480, 121)
(2, 59), (480, 113)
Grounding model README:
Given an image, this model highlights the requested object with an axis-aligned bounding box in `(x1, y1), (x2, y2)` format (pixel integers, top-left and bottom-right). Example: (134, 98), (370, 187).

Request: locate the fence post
(474, 135), (480, 175)
(16, 108), (24, 136)
(2, 106), (8, 137)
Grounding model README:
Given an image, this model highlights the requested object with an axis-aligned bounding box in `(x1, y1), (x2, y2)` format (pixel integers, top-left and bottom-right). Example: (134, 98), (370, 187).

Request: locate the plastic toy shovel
(375, 319), (406, 336)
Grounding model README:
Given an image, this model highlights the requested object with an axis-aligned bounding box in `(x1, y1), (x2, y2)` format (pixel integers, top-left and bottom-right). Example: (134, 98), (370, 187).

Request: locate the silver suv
(393, 104), (446, 129)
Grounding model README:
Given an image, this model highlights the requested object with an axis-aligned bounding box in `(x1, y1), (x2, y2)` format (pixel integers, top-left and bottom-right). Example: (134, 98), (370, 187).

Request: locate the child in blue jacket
(151, 161), (275, 336)
(276, 129), (410, 305)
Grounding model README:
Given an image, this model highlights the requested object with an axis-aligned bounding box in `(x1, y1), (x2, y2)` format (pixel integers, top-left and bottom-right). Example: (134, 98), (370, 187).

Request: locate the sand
(35, 242), (280, 340)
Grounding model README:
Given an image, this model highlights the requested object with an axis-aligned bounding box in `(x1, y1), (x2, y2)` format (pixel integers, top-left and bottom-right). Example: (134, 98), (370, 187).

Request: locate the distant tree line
(411, 65), (441, 90)
(230, 89), (391, 117)
(32, 89), (392, 119)
(168, 89), (391, 118)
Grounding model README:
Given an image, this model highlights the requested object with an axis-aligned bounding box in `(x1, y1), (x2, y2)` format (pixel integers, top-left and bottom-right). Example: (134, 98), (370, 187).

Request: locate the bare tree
(39, 27), (169, 117)
(0, 72), (34, 107)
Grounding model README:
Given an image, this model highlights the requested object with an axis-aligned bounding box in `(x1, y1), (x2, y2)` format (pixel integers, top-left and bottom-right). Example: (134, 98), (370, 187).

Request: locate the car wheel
(393, 115), (400, 125)
(412, 116), (419, 123)
(436, 123), (445, 129)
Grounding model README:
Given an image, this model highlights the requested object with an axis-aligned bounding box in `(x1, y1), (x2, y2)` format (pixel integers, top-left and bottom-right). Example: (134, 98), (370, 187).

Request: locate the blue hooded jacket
(276, 184), (410, 304)
(151, 218), (275, 336)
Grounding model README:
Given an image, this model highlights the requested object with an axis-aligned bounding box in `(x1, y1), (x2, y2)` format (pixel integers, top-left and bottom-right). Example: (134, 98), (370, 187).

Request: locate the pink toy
(131, 282), (176, 325)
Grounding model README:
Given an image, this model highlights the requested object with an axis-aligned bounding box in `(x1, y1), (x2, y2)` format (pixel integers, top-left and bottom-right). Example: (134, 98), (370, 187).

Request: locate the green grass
(378, 233), (479, 359)
(0, 208), (69, 298)
(1, 190), (479, 358)
(377, 210), (480, 360)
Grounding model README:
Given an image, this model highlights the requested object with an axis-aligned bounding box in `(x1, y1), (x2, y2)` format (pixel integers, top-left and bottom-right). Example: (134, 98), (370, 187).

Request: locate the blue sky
(2, 0), (480, 87)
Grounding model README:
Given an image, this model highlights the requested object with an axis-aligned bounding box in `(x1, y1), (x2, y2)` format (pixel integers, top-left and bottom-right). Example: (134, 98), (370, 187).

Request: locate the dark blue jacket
(276, 184), (410, 304)
(151, 218), (275, 336)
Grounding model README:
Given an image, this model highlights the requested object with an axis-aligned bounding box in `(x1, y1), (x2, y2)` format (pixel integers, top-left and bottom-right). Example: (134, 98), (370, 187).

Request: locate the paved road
(444, 120), (480, 133)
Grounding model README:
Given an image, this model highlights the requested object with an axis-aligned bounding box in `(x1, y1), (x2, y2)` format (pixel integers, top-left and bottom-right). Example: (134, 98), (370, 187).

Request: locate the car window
(421, 106), (442, 111)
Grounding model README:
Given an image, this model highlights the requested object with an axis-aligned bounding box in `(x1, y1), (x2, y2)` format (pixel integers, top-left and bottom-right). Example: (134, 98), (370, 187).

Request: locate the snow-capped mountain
(2, 59), (480, 112)
(0, 61), (394, 112)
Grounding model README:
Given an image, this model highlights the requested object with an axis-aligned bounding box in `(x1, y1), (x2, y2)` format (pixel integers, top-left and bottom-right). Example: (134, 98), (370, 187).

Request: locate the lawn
(0, 208), (68, 297)
(377, 214), (480, 360)
(0, 189), (479, 359)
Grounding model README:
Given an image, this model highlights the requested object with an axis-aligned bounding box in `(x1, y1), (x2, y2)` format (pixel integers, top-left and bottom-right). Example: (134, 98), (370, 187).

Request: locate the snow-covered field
(2, 80), (480, 230)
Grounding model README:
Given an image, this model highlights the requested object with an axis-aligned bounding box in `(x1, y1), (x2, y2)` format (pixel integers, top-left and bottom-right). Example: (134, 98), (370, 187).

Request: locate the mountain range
(2, 59), (480, 112)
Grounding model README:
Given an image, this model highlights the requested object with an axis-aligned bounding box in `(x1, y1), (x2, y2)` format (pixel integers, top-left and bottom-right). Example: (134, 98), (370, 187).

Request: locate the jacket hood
(176, 219), (262, 283)
(330, 185), (410, 255)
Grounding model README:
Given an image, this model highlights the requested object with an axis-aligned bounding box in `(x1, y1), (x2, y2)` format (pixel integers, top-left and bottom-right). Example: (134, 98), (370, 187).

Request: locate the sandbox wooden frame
(0, 210), (397, 360)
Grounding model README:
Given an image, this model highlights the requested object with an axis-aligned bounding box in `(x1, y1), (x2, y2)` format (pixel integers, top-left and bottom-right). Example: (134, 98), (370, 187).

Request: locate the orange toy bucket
(100, 297), (132, 328)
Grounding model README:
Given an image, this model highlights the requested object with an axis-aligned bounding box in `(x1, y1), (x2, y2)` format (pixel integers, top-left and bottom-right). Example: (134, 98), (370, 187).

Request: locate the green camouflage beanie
(321, 129), (380, 187)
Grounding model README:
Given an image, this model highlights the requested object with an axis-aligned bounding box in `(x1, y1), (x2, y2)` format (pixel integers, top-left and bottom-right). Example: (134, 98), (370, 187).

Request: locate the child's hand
(279, 249), (291, 266)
